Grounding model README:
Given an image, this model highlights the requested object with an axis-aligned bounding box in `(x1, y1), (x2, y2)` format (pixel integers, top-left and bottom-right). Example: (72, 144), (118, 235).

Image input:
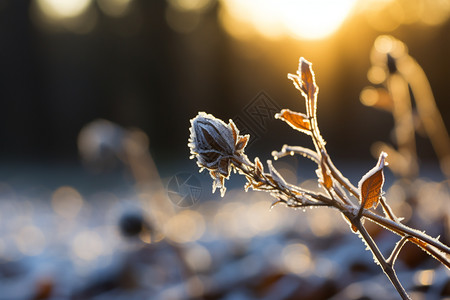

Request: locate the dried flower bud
(188, 112), (249, 196)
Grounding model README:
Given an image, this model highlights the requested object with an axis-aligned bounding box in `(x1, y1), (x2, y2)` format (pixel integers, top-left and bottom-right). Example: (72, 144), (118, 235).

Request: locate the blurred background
(0, 0), (449, 299)
(1, 0), (449, 163)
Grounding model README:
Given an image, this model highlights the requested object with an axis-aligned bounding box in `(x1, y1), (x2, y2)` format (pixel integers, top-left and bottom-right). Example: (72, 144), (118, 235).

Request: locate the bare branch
(272, 145), (319, 164)
(387, 236), (410, 266)
(354, 221), (410, 300)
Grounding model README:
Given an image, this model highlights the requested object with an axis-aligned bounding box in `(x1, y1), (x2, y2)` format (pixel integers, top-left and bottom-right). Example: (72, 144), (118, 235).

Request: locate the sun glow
(36, 0), (91, 19)
(220, 0), (357, 40)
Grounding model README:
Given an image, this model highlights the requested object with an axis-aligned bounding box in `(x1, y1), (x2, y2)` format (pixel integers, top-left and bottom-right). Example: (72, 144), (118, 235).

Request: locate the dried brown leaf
(254, 157), (264, 178)
(236, 135), (249, 151)
(342, 214), (358, 232)
(320, 158), (333, 190)
(229, 119), (239, 143)
(300, 57), (318, 103)
(288, 57), (318, 118)
(358, 152), (388, 209)
(275, 109), (311, 135)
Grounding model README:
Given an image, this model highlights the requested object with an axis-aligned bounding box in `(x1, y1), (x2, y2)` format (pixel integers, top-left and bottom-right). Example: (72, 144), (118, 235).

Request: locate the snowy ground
(0, 162), (448, 300)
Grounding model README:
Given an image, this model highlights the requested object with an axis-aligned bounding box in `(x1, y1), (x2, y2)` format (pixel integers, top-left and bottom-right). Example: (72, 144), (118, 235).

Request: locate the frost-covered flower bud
(188, 112), (249, 196)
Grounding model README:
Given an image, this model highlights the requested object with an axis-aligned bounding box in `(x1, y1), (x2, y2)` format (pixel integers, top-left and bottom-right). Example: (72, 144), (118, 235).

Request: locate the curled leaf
(358, 152), (388, 209)
(275, 109), (311, 135)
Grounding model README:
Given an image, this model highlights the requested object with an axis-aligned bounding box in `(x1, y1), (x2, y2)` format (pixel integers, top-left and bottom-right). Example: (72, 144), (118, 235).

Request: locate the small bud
(188, 112), (249, 196)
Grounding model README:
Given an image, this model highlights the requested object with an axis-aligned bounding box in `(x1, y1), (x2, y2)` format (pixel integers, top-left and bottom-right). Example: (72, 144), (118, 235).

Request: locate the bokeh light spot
(281, 242), (312, 275)
(72, 231), (104, 261)
(420, 0), (450, 25)
(168, 0), (211, 12)
(308, 209), (334, 237)
(367, 66), (387, 85)
(414, 269), (435, 286)
(248, 200), (281, 235)
(374, 35), (395, 54)
(52, 186), (84, 219)
(364, 0), (401, 32)
(184, 243), (212, 272)
(97, 0), (132, 17)
(166, 6), (201, 34)
(15, 225), (46, 256)
(360, 86), (379, 107)
(164, 210), (205, 243)
(37, 0), (91, 19)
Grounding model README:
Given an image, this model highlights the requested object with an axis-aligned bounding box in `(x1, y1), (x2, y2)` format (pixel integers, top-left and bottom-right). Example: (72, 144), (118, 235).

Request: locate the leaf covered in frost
(288, 57), (318, 118)
(358, 152), (388, 209)
(275, 109), (311, 135)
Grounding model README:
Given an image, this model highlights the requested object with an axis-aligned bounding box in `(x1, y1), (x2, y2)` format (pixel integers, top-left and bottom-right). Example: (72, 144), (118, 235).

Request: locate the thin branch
(379, 196), (398, 222)
(331, 182), (353, 206)
(354, 221), (411, 300)
(363, 210), (450, 254)
(387, 236), (410, 266)
(273, 200), (333, 209)
(357, 200), (366, 220)
(272, 145), (319, 164)
(417, 242), (450, 269)
(325, 154), (360, 199)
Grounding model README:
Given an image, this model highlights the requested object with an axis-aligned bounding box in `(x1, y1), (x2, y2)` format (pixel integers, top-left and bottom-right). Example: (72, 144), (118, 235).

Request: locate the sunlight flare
(220, 0), (357, 40)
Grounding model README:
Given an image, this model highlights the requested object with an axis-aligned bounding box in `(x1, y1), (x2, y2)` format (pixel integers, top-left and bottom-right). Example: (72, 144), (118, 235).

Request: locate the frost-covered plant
(188, 57), (450, 299)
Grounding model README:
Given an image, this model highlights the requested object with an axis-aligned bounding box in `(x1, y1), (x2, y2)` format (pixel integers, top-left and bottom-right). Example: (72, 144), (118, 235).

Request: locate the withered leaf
(275, 109), (311, 135)
(358, 152), (388, 209)
(300, 57), (317, 102)
(319, 156), (332, 190)
(254, 157), (264, 178)
(229, 119), (239, 144)
(236, 135), (249, 151)
(244, 179), (264, 192)
(288, 57), (318, 118)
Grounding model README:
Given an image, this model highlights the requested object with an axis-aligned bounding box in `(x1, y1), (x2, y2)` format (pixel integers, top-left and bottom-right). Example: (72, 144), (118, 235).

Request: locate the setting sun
(220, 0), (357, 40)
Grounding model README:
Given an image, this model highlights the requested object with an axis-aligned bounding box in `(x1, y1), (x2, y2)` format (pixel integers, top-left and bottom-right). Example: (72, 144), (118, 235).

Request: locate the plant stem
(363, 210), (450, 254)
(324, 153), (360, 199)
(353, 220), (411, 300)
(379, 196), (398, 222)
(387, 236), (410, 266)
